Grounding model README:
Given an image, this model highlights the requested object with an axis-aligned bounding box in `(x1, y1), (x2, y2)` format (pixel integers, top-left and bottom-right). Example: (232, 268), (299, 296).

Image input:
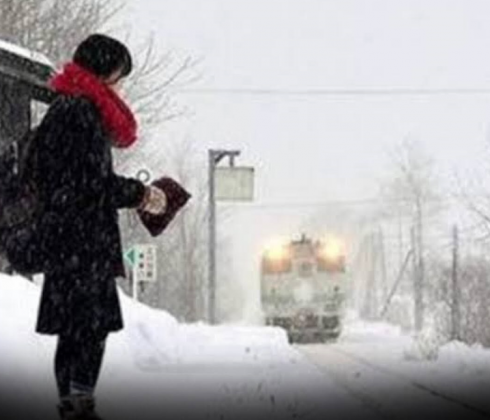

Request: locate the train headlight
(316, 237), (346, 272)
(264, 238), (292, 261)
(266, 244), (288, 260)
(262, 239), (292, 274)
(321, 237), (344, 261)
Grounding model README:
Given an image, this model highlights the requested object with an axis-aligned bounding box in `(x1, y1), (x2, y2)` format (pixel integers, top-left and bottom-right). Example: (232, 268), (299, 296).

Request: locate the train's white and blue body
(260, 234), (347, 343)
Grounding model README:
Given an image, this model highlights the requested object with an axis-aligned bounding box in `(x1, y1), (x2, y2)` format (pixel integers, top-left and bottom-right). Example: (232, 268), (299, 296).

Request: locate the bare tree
(0, 0), (197, 134)
(377, 138), (443, 330)
(0, 0), (123, 64)
(453, 164), (490, 245)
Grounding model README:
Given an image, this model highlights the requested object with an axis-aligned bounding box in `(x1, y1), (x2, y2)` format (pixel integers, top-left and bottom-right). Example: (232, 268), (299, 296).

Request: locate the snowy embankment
(0, 273), (292, 371)
(335, 312), (490, 409)
(0, 274), (366, 420)
(342, 312), (490, 377)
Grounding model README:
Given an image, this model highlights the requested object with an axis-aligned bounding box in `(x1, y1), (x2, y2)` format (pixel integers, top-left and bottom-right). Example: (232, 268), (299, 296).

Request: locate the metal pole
(398, 205), (403, 269)
(207, 149), (241, 325)
(378, 228), (388, 305)
(362, 233), (376, 320)
(416, 198), (425, 330)
(364, 233), (376, 320)
(132, 264), (138, 301)
(451, 225), (460, 341)
(208, 150), (217, 324)
(412, 225), (423, 331)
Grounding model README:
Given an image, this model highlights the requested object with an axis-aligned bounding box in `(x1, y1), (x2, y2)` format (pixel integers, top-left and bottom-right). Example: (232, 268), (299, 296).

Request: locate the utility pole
(360, 234), (370, 319)
(451, 225), (461, 341)
(362, 233), (378, 320)
(415, 197), (425, 330)
(208, 149), (241, 325)
(370, 232), (379, 319)
(412, 225), (423, 331)
(398, 204), (404, 269)
(378, 228), (388, 305)
(352, 235), (367, 311)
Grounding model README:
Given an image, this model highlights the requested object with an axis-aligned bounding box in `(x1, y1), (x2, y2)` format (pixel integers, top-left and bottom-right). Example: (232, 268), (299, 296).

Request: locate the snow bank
(0, 273), (290, 374)
(0, 274), (338, 419)
(0, 274), (55, 367)
(0, 274), (56, 410)
(437, 341), (490, 375)
(339, 311), (404, 343)
(114, 285), (290, 371)
(338, 313), (490, 410)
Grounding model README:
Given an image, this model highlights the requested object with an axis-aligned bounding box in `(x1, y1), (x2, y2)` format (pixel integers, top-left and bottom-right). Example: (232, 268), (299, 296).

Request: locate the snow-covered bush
(384, 294), (414, 332)
(427, 256), (490, 348)
(403, 311), (444, 361)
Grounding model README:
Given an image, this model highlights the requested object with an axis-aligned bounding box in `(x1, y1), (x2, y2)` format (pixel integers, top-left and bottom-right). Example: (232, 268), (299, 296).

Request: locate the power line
(170, 87), (490, 97)
(220, 193), (490, 210)
(222, 198), (383, 209)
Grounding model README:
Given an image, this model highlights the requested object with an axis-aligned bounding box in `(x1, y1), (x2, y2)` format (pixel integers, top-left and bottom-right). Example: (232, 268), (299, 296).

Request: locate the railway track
(301, 345), (490, 420)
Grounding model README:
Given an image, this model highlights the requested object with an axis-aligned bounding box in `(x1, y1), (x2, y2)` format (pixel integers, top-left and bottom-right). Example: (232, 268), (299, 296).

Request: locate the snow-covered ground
(0, 274), (369, 420)
(338, 312), (490, 398)
(3, 274), (490, 420)
(302, 312), (490, 419)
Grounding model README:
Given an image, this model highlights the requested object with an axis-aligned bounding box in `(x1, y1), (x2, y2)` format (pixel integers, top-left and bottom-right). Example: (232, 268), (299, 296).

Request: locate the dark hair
(73, 34), (132, 79)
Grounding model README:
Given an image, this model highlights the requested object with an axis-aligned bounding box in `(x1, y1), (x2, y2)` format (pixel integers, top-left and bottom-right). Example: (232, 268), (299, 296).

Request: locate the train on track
(260, 233), (348, 343)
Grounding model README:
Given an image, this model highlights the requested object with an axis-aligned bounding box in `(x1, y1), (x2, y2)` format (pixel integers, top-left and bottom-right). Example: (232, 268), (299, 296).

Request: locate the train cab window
(316, 256), (345, 273)
(262, 257), (292, 274)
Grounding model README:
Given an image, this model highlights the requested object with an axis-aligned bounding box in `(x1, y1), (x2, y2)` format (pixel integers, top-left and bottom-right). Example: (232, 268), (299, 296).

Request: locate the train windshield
(261, 256), (292, 274)
(316, 256), (345, 272)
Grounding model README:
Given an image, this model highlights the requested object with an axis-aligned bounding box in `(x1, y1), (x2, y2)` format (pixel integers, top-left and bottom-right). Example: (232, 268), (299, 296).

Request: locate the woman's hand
(139, 186), (167, 215)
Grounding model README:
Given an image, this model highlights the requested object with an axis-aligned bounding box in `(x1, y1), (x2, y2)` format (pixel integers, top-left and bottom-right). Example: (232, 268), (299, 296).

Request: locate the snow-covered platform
(3, 274), (489, 419)
(0, 274), (369, 420)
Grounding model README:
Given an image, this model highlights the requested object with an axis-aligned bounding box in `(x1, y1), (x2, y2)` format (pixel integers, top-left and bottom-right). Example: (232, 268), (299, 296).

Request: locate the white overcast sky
(120, 0), (490, 199)
(118, 1), (490, 318)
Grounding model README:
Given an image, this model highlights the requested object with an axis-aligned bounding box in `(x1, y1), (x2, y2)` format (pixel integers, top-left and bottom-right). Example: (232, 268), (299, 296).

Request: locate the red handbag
(137, 176), (191, 237)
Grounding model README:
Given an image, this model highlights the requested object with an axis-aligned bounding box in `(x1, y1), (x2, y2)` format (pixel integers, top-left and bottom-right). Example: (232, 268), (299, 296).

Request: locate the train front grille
(322, 316), (339, 329)
(271, 317), (293, 329)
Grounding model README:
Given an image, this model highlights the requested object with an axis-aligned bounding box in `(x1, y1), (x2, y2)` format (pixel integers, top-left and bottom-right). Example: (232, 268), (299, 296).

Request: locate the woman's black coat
(34, 95), (146, 336)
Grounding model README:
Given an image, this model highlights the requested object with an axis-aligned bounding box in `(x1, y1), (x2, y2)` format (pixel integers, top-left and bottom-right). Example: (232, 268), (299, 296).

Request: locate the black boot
(57, 398), (77, 420)
(57, 395), (103, 420)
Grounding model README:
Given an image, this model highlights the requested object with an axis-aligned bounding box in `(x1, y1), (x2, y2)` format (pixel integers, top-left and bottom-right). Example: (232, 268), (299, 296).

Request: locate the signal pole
(208, 149), (241, 325)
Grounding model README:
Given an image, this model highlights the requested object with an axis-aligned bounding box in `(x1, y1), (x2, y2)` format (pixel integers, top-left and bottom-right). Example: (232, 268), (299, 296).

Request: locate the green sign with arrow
(124, 248), (136, 267)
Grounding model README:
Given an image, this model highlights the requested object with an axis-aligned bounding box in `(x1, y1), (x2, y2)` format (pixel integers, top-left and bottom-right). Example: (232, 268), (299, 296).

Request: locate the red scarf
(49, 62), (137, 148)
